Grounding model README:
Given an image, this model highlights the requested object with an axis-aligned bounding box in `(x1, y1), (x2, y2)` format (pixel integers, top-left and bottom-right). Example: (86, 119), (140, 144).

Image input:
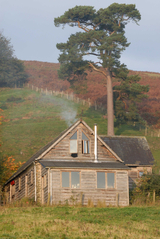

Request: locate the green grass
(0, 88), (76, 162)
(0, 205), (160, 238)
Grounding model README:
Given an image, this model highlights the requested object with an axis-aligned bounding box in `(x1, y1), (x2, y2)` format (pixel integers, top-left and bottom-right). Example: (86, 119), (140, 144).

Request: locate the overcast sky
(1, 0), (160, 72)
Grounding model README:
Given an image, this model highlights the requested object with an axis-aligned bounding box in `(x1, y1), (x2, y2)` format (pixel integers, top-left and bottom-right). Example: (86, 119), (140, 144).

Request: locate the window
(82, 132), (90, 154)
(97, 172), (115, 189)
(97, 172), (105, 189)
(62, 172), (69, 187)
(71, 172), (80, 189)
(62, 171), (80, 189)
(139, 171), (144, 177)
(70, 132), (77, 154)
(107, 173), (115, 188)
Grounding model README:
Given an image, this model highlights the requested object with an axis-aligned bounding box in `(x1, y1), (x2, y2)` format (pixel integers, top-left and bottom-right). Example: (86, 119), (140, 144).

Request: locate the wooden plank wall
(43, 123), (116, 162)
(4, 164), (35, 203)
(50, 169), (129, 206)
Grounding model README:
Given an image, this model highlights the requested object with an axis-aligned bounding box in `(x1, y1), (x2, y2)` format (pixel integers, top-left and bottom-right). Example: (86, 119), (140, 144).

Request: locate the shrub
(131, 173), (160, 204)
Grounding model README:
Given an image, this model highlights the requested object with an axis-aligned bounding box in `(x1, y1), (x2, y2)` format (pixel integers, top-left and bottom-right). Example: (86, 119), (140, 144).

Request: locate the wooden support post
(145, 127), (147, 136)
(95, 101), (97, 110)
(116, 193), (119, 207)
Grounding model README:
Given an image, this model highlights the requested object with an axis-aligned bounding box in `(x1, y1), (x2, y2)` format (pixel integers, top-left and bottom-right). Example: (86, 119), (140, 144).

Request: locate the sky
(0, 0), (160, 73)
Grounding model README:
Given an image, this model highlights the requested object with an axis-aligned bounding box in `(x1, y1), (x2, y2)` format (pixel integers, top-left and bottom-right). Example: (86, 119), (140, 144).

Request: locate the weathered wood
(50, 169), (129, 206)
(43, 123), (116, 162)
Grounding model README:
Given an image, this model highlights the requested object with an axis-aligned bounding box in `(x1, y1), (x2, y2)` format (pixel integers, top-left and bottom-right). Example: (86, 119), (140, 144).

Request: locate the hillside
(24, 61), (160, 128)
(1, 88), (160, 173)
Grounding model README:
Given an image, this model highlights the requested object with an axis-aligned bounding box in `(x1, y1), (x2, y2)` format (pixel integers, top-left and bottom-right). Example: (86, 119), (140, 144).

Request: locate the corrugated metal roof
(40, 160), (130, 170)
(101, 136), (154, 165)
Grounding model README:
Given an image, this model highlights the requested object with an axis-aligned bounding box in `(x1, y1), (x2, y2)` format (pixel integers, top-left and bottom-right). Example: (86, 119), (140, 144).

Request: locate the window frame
(61, 171), (81, 189)
(96, 171), (116, 189)
(69, 131), (78, 154)
(82, 131), (90, 154)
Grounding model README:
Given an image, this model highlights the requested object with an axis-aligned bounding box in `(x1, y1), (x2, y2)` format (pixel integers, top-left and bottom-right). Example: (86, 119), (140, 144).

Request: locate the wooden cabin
(3, 119), (154, 206)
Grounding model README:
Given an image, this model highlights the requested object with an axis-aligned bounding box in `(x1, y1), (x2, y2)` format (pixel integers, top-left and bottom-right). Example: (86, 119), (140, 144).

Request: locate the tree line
(0, 32), (28, 88)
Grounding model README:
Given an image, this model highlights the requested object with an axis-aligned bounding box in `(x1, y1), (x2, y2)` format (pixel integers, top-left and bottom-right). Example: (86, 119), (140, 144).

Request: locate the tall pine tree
(54, 3), (144, 135)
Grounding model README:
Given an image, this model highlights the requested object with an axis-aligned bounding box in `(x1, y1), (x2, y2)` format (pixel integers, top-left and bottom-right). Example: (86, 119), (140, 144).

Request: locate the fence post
(145, 127), (147, 136)
(153, 190), (155, 204)
(116, 193), (119, 207)
(95, 101), (97, 110)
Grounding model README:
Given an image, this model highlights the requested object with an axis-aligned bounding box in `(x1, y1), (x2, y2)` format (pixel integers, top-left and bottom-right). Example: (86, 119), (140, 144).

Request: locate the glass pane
(97, 172), (105, 188)
(70, 132), (77, 140)
(84, 141), (87, 153)
(82, 132), (89, 140)
(139, 171), (144, 177)
(70, 140), (77, 153)
(71, 172), (80, 189)
(62, 172), (69, 187)
(87, 141), (90, 153)
(107, 173), (115, 188)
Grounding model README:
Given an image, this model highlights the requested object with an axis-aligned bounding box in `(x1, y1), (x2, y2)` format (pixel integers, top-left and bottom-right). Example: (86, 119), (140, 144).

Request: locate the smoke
(39, 94), (77, 126)
(60, 108), (77, 127)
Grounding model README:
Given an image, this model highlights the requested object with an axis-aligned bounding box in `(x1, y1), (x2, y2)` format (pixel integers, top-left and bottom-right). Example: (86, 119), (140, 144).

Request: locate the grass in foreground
(0, 205), (160, 238)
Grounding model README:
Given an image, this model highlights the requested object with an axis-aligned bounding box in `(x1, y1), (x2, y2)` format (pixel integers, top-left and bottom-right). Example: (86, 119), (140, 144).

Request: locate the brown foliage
(24, 61), (160, 127)
(1, 156), (25, 185)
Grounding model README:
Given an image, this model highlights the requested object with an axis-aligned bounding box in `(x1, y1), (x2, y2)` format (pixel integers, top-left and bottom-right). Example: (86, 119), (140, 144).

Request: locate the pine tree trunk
(107, 72), (114, 136)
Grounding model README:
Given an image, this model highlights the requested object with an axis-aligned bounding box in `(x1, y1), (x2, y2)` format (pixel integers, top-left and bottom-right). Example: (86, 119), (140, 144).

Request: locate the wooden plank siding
(43, 123), (116, 162)
(50, 169), (129, 206)
(4, 164), (35, 203)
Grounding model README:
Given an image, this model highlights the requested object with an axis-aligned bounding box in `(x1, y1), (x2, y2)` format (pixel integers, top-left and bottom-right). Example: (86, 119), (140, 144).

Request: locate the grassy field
(0, 88), (76, 162)
(0, 205), (160, 238)
(0, 87), (160, 172)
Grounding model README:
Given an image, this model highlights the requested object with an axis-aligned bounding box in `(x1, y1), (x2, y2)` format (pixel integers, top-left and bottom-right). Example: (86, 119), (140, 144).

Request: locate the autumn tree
(54, 3), (142, 135)
(0, 156), (24, 186)
(0, 32), (28, 87)
(0, 109), (24, 187)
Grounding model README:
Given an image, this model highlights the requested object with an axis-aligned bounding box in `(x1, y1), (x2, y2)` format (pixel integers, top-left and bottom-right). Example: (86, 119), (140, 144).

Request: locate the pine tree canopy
(54, 4), (148, 134)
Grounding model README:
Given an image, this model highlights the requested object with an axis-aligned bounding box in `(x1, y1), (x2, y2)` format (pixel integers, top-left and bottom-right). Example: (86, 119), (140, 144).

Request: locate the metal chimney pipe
(94, 124), (98, 162)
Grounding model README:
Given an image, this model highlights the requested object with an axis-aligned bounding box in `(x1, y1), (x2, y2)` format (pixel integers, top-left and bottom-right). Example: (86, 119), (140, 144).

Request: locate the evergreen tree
(113, 67), (149, 126)
(54, 3), (141, 135)
(0, 32), (28, 87)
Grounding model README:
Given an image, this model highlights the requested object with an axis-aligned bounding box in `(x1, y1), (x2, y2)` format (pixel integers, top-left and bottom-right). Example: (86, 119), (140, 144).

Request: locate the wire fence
(26, 83), (160, 137)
